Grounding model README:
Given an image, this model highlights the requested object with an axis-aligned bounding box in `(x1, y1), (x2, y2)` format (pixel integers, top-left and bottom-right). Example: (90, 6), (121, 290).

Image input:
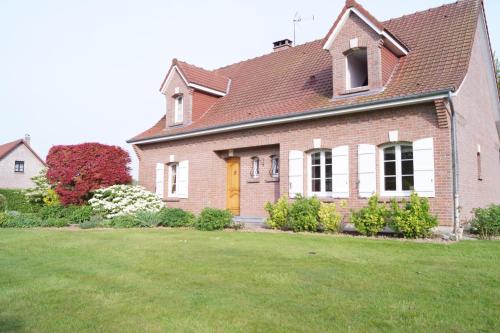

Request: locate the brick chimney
(24, 134), (31, 146)
(273, 39), (293, 52)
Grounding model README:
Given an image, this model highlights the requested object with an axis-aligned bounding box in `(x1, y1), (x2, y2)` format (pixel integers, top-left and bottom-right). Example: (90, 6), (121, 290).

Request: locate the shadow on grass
(0, 315), (23, 333)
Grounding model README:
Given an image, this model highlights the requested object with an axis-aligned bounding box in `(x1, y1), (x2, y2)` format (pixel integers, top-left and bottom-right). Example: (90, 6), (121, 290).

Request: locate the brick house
(128, 0), (500, 229)
(0, 135), (46, 189)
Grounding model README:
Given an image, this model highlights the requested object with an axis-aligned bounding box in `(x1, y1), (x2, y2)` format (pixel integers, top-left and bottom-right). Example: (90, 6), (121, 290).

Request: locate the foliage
(350, 195), (388, 236)
(40, 217), (70, 228)
(109, 214), (152, 228)
(157, 208), (195, 227)
(288, 195), (321, 232)
(0, 193), (7, 212)
(264, 196), (290, 229)
(79, 215), (108, 229)
(0, 212), (42, 228)
(470, 204), (500, 239)
(66, 205), (94, 224)
(0, 189), (37, 213)
(388, 193), (438, 238)
(318, 201), (346, 233)
(195, 208), (233, 231)
(24, 168), (54, 206)
(46, 143), (132, 205)
(88, 185), (163, 218)
(135, 211), (163, 227)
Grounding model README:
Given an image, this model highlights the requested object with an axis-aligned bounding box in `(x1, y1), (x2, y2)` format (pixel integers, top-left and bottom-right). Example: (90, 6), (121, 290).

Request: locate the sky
(1, 0), (499, 179)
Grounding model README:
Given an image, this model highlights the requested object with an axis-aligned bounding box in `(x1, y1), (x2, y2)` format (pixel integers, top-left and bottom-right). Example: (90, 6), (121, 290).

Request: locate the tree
(46, 143), (132, 205)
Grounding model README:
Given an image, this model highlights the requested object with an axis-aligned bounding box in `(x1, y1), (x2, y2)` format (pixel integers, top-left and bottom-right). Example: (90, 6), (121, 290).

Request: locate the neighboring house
(128, 0), (500, 228)
(0, 135), (46, 189)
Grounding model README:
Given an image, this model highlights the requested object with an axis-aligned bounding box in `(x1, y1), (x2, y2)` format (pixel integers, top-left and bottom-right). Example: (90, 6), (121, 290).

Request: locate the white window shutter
(155, 163), (165, 199)
(413, 137), (435, 197)
(358, 144), (376, 198)
(177, 160), (189, 198)
(288, 150), (303, 198)
(332, 145), (349, 198)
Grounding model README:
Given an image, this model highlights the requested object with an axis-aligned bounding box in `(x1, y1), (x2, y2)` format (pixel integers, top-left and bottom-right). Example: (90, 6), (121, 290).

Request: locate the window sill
(169, 123), (183, 127)
(341, 86), (369, 95)
(14, 171), (24, 173)
(247, 178), (260, 183)
(163, 197), (180, 202)
(265, 177), (280, 183)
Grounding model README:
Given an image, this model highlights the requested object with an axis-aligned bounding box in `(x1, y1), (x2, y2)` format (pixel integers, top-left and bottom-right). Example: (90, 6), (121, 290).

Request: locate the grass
(0, 229), (499, 332)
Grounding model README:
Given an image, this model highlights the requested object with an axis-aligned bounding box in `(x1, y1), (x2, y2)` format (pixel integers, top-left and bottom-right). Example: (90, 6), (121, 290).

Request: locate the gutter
(448, 91), (461, 237)
(128, 90), (450, 145)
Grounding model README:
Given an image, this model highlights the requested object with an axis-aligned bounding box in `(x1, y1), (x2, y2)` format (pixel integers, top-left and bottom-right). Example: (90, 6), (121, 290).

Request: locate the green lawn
(0, 229), (499, 333)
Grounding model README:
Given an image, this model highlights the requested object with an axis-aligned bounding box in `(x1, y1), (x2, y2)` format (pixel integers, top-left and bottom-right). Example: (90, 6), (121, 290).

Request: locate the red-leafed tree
(46, 143), (132, 205)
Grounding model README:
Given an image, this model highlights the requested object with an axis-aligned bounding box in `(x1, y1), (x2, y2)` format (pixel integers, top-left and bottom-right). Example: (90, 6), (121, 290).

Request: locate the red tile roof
(131, 0), (483, 143)
(0, 139), (46, 165)
(160, 58), (230, 94)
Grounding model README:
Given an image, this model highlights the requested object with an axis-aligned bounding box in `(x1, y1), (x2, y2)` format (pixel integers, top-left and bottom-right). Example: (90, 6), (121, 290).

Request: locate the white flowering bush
(88, 185), (163, 218)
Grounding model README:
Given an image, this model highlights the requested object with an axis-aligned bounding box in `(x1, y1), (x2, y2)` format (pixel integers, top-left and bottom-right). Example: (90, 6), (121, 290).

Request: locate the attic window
(346, 48), (368, 90)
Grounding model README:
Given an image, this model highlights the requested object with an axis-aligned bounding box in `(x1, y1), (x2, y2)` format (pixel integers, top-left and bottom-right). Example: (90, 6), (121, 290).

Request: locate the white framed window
(168, 163), (178, 197)
(250, 157), (260, 178)
(174, 96), (183, 123)
(14, 161), (24, 173)
(346, 48), (368, 90)
(308, 150), (332, 197)
(380, 143), (414, 196)
(270, 155), (279, 178)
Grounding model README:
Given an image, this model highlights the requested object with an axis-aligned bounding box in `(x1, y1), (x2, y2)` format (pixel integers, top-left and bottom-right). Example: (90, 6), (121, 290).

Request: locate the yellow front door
(226, 157), (240, 216)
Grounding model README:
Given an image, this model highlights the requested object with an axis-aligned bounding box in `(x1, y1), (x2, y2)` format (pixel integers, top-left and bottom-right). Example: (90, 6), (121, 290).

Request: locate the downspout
(448, 91), (460, 236)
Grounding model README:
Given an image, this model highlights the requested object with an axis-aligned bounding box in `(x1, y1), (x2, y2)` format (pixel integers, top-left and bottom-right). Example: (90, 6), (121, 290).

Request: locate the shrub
(351, 195), (388, 236)
(288, 195), (321, 232)
(470, 204), (500, 239)
(79, 215), (108, 229)
(318, 201), (346, 233)
(388, 193), (438, 238)
(109, 214), (151, 228)
(24, 168), (54, 206)
(37, 205), (66, 220)
(195, 208), (233, 231)
(0, 189), (37, 213)
(0, 212), (8, 227)
(135, 211), (163, 227)
(264, 196), (289, 229)
(40, 217), (70, 228)
(66, 205), (94, 224)
(157, 208), (195, 227)
(0, 213), (42, 228)
(43, 189), (60, 206)
(88, 185), (163, 218)
(46, 143), (132, 205)
(0, 194), (7, 212)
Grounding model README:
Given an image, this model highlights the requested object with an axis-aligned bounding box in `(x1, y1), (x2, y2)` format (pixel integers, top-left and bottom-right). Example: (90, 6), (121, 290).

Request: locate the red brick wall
(135, 103), (454, 225)
(452, 13), (500, 222)
(162, 69), (193, 127)
(192, 90), (219, 121)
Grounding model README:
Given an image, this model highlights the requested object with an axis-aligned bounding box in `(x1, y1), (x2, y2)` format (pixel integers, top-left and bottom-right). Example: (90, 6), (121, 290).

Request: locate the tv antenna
(293, 12), (315, 46)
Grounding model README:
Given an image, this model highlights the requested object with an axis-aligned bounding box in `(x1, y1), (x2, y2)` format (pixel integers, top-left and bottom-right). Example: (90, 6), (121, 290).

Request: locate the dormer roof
(322, 0), (408, 56)
(160, 59), (230, 96)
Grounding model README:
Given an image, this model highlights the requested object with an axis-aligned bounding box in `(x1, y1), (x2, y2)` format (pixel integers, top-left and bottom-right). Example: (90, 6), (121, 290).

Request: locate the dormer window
(174, 95), (184, 123)
(346, 48), (368, 90)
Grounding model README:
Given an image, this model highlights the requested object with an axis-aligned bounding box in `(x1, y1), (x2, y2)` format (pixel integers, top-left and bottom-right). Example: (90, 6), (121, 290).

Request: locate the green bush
(135, 211), (163, 227)
(195, 208), (233, 231)
(0, 213), (43, 228)
(109, 214), (152, 228)
(470, 204), (500, 239)
(264, 196), (290, 229)
(157, 208), (195, 227)
(318, 201), (346, 233)
(40, 217), (70, 228)
(351, 195), (388, 236)
(0, 212), (8, 227)
(388, 193), (438, 238)
(0, 194), (7, 212)
(0, 189), (37, 213)
(79, 215), (108, 229)
(66, 205), (94, 224)
(288, 195), (321, 232)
